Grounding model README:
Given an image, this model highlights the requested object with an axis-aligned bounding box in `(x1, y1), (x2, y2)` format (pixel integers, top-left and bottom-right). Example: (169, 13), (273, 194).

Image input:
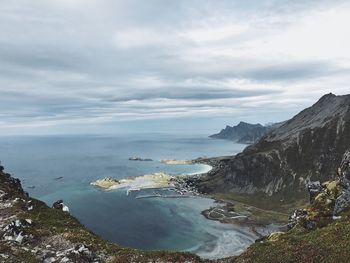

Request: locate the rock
(2, 219), (32, 243)
(90, 178), (120, 189)
(54, 176), (64, 180)
(267, 231), (285, 242)
(303, 220), (317, 230)
(62, 205), (69, 212)
(334, 188), (350, 215)
(60, 257), (70, 263)
(15, 232), (24, 243)
(128, 156), (153, 161)
(333, 151), (350, 215)
(288, 209), (308, 229)
(0, 190), (6, 200)
(340, 150), (350, 179)
(313, 192), (333, 214)
(323, 180), (341, 198)
(52, 200), (70, 213)
(44, 257), (57, 263)
(308, 181), (323, 203)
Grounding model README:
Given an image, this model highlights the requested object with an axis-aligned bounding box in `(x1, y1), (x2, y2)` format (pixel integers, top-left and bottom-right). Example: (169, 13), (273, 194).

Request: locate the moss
(0, 243), (39, 263)
(234, 219), (350, 263)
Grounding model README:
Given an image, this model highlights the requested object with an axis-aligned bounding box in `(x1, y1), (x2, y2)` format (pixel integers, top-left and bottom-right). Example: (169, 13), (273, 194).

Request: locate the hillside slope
(199, 93), (350, 200)
(231, 149), (350, 263)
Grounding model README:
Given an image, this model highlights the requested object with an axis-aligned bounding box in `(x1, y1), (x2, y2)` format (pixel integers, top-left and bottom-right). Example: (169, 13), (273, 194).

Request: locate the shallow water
(0, 133), (253, 259)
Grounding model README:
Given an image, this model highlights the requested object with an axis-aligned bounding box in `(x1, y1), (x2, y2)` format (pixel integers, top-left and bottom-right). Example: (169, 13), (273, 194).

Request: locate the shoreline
(90, 157), (286, 253)
(189, 158), (288, 237)
(91, 157), (286, 232)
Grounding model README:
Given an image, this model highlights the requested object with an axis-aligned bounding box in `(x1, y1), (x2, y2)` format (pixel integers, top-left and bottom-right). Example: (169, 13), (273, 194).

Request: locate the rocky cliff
(210, 121), (273, 144)
(199, 93), (350, 200)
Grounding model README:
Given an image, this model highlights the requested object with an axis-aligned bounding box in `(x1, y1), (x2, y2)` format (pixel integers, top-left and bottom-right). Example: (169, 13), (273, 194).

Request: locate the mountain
(199, 93), (350, 200)
(210, 121), (282, 144)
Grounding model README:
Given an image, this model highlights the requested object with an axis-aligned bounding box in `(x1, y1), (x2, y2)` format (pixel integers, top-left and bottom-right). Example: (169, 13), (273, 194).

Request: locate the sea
(0, 133), (256, 259)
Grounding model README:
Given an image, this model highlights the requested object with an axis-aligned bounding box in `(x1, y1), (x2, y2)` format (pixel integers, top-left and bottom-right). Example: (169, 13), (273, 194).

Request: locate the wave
(192, 228), (256, 259)
(186, 164), (213, 175)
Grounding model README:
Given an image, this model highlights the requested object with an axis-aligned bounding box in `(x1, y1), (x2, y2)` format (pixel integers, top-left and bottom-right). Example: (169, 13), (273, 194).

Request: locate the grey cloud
(242, 61), (343, 82)
(0, 0), (349, 134)
(106, 87), (282, 102)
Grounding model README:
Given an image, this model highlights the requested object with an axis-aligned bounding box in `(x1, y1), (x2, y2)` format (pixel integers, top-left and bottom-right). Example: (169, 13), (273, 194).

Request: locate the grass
(211, 192), (309, 223)
(0, 243), (39, 263)
(235, 219), (350, 263)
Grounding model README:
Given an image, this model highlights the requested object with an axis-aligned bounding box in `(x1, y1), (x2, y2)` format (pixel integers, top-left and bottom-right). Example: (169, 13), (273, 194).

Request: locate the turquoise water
(0, 133), (254, 259)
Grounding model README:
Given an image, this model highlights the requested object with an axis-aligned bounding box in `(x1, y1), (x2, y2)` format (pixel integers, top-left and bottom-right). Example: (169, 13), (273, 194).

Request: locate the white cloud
(0, 0), (349, 134)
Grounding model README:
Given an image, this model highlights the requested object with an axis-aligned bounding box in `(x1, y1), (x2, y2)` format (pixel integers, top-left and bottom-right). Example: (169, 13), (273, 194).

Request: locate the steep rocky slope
(199, 93), (350, 200)
(209, 122), (273, 144)
(0, 165), (201, 263)
(230, 150), (350, 263)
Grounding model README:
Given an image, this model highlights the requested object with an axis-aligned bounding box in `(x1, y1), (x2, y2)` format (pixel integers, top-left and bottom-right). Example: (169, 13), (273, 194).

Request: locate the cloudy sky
(1, 0), (350, 135)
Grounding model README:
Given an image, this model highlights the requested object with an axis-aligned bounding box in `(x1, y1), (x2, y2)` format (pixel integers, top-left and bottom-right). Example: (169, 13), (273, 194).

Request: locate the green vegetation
(235, 219), (350, 263)
(211, 192), (308, 223)
(0, 243), (39, 263)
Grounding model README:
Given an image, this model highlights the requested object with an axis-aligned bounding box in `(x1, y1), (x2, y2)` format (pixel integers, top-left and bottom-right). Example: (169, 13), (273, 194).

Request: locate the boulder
(288, 209), (308, 229)
(52, 200), (70, 213)
(334, 188), (350, 215)
(308, 181), (323, 203)
(322, 180), (341, 199)
(2, 219), (33, 244)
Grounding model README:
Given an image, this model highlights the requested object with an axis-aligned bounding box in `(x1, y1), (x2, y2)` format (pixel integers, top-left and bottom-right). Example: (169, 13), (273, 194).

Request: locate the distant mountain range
(209, 121), (284, 144)
(200, 93), (350, 199)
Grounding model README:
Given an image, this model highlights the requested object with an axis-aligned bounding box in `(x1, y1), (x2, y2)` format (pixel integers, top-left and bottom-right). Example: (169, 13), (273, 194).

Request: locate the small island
(91, 177), (120, 188)
(160, 159), (193, 165)
(90, 171), (203, 199)
(91, 173), (173, 192)
(129, 156), (153, 161)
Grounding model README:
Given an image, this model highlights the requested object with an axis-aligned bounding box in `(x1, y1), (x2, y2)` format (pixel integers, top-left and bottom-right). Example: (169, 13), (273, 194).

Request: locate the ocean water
(0, 133), (254, 259)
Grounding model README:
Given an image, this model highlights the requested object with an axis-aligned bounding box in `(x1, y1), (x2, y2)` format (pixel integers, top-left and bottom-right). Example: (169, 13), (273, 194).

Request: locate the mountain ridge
(210, 121), (277, 144)
(199, 93), (350, 199)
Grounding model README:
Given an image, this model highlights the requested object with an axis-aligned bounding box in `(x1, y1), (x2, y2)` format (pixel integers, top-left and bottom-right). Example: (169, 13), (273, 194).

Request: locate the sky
(0, 0), (350, 135)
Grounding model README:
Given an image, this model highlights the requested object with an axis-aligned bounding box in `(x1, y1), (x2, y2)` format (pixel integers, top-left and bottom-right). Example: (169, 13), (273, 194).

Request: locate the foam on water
(186, 164), (213, 175)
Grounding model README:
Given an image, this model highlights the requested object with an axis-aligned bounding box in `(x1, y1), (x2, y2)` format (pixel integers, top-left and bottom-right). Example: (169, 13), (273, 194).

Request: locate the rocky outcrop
(52, 200), (70, 213)
(200, 93), (350, 199)
(334, 150), (350, 215)
(128, 156), (153, 161)
(210, 121), (277, 144)
(285, 150), (350, 231)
